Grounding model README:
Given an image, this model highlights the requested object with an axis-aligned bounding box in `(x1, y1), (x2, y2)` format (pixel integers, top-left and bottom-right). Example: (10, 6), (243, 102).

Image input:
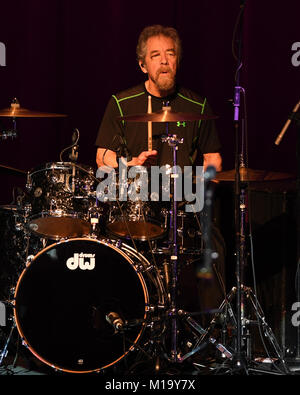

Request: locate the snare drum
(98, 166), (168, 241)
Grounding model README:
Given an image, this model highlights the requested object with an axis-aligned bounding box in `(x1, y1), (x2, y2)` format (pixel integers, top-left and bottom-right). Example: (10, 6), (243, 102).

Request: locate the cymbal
(118, 108), (217, 123)
(0, 99), (67, 118)
(0, 164), (27, 174)
(216, 168), (295, 182)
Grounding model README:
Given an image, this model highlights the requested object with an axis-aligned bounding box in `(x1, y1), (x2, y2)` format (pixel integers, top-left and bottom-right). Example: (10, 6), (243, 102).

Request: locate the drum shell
(26, 162), (95, 239)
(13, 237), (164, 373)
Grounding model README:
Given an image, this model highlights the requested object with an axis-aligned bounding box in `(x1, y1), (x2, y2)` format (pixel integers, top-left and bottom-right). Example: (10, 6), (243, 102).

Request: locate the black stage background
(1, 0), (300, 373)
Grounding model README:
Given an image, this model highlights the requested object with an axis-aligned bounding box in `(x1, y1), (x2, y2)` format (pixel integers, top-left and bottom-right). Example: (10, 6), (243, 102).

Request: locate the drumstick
(147, 95), (152, 151)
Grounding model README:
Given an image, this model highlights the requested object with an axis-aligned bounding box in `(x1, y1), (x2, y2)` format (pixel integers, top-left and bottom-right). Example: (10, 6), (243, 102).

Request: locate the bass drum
(14, 238), (165, 374)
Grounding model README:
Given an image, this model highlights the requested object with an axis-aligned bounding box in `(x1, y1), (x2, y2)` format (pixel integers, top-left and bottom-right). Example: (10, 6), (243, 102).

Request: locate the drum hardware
(0, 311), (16, 367)
(193, 286), (289, 372)
(59, 128), (80, 194)
(0, 129), (17, 140)
(154, 122), (226, 363)
(204, 6), (290, 374)
(118, 105), (232, 369)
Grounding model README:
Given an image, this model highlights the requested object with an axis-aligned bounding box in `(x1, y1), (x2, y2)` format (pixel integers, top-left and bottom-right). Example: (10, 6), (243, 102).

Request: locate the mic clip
(69, 145), (79, 162)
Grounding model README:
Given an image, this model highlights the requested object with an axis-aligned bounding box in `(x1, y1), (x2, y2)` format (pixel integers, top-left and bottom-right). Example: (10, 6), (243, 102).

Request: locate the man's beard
(153, 67), (176, 92)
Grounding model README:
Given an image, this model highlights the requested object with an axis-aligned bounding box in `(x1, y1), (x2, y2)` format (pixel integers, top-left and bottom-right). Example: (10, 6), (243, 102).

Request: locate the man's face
(140, 35), (178, 93)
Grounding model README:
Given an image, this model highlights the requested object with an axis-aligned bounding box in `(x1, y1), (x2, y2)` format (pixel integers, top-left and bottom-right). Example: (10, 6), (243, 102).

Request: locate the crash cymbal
(216, 167), (295, 182)
(118, 107), (217, 123)
(0, 99), (67, 118)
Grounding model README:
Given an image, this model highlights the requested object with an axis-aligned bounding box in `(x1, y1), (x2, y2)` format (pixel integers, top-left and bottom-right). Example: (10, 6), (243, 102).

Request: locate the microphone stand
(161, 121), (181, 363)
(228, 1), (290, 374)
(69, 129), (79, 193)
(232, 0), (247, 370)
(275, 104), (300, 362)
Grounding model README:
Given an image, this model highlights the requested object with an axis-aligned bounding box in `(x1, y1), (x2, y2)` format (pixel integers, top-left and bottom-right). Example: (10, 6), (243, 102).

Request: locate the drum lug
(26, 255), (35, 267)
(145, 304), (156, 313)
(21, 338), (29, 348)
(135, 264), (145, 273)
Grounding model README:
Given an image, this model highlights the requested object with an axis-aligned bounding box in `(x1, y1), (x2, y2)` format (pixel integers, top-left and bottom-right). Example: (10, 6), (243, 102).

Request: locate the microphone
(275, 100), (300, 145)
(69, 129), (79, 162)
(233, 86), (242, 122)
(106, 312), (124, 331)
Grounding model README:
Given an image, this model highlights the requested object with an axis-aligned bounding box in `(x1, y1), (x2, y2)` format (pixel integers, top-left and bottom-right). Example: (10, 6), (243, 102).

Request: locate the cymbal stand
(160, 115), (232, 364)
(161, 128), (182, 362)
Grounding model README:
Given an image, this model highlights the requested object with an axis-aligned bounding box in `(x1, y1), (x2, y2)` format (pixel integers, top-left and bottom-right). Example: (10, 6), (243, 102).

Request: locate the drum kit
(0, 100), (294, 375)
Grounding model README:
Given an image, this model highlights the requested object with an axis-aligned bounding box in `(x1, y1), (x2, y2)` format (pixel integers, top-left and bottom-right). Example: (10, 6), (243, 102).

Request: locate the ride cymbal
(0, 99), (67, 118)
(216, 168), (295, 182)
(118, 107), (217, 123)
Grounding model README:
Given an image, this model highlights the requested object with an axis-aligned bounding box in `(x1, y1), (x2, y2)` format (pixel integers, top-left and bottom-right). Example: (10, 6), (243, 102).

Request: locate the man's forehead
(146, 35), (176, 51)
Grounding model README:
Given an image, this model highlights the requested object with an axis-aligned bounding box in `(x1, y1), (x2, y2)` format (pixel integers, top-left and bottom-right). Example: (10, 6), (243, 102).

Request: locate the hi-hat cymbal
(118, 107), (217, 123)
(0, 99), (67, 118)
(216, 168), (295, 182)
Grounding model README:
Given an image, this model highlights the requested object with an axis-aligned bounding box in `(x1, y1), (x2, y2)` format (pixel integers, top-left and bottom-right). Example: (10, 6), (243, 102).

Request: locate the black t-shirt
(95, 83), (221, 168)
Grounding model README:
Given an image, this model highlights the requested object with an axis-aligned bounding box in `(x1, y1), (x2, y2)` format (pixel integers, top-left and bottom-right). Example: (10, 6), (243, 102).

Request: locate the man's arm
(203, 152), (222, 172)
(96, 147), (157, 168)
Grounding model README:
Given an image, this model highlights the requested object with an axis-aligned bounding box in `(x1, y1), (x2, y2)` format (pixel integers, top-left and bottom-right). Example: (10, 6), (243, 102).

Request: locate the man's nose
(160, 53), (168, 64)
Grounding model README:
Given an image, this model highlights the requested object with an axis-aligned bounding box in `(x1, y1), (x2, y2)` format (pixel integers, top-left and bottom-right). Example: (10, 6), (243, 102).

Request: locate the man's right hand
(96, 147), (157, 168)
(134, 150), (157, 166)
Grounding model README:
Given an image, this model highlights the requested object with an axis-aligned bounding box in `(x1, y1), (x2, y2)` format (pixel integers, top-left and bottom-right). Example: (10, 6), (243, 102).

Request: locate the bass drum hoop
(13, 237), (164, 374)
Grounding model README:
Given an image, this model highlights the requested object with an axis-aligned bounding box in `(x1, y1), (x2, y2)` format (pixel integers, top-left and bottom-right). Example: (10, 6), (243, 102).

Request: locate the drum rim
(13, 237), (149, 373)
(29, 161), (94, 176)
(28, 211), (88, 220)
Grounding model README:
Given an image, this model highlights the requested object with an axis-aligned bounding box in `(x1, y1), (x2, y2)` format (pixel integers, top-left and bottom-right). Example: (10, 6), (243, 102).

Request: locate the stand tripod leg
(177, 310), (233, 362)
(243, 287), (290, 373)
(0, 320), (16, 366)
(195, 285), (291, 374)
(194, 287), (237, 350)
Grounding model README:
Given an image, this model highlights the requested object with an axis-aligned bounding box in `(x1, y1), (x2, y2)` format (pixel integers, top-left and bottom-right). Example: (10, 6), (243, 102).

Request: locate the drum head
(28, 215), (91, 240)
(14, 238), (148, 373)
(107, 220), (165, 241)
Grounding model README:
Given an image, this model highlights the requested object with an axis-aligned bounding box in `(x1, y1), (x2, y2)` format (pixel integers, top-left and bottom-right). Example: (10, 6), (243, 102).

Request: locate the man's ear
(139, 60), (147, 74)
